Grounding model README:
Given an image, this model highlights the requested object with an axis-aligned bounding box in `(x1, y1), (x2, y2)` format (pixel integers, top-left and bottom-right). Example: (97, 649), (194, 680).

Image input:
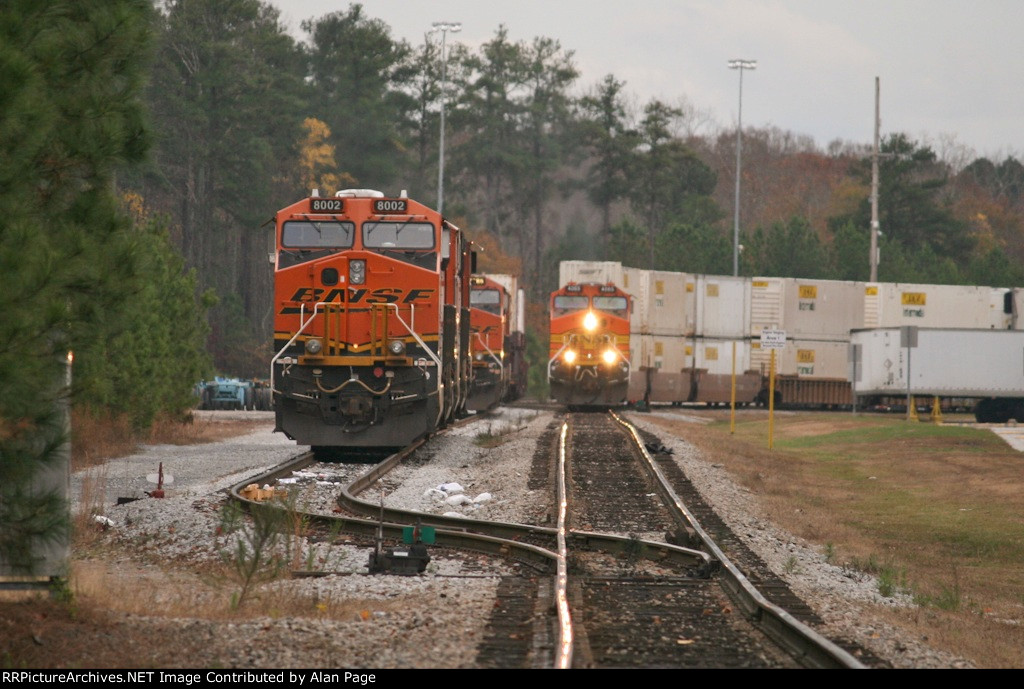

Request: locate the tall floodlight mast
(429, 21), (461, 215)
(728, 59), (756, 277)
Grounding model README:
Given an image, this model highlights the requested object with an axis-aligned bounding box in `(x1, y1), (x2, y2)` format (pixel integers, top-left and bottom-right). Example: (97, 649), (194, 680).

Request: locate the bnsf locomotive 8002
(548, 282), (631, 407)
(271, 189), (472, 454)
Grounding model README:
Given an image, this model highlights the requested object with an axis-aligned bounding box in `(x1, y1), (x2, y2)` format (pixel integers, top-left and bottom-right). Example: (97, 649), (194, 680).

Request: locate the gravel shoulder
(3, 407), (974, 668)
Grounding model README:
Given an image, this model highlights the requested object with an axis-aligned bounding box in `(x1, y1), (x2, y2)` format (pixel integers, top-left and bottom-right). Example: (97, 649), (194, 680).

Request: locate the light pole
(430, 21), (460, 215)
(728, 58), (756, 277)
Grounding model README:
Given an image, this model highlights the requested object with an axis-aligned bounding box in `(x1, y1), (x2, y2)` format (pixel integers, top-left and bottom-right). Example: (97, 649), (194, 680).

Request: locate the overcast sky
(268, 0), (1024, 160)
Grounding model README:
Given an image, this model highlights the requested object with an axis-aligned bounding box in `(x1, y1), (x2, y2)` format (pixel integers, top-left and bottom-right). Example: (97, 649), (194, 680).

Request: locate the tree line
(132, 1), (1024, 377)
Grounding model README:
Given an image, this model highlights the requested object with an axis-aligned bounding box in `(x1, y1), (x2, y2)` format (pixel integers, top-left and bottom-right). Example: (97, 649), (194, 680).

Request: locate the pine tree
(0, 0), (152, 573)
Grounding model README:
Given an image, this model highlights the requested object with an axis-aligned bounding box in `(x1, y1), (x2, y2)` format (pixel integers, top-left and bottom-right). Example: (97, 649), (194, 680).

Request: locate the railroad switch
(368, 523), (435, 575)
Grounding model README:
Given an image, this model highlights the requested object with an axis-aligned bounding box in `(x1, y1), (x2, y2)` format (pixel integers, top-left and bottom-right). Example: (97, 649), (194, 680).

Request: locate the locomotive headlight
(475, 352), (485, 361)
(583, 311), (598, 332)
(305, 338), (323, 355)
(387, 339), (406, 356)
(349, 259), (366, 285)
(563, 349), (577, 364)
(602, 349), (617, 365)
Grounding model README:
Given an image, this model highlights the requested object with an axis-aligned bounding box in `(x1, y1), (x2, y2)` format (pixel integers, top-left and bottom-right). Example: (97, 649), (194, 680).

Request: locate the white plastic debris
(437, 482), (464, 495)
(472, 492), (492, 504)
(423, 488), (446, 500)
(93, 515), (115, 528)
(445, 494), (473, 506)
(442, 511), (467, 519)
(277, 477), (299, 484)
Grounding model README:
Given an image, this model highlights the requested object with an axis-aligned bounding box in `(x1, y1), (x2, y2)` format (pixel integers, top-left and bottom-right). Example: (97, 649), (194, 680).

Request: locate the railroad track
(223, 406), (869, 668)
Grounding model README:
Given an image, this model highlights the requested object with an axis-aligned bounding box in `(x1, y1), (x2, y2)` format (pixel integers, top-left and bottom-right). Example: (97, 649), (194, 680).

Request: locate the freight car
(466, 274), (527, 411)
(271, 189), (473, 454)
(548, 282), (631, 407)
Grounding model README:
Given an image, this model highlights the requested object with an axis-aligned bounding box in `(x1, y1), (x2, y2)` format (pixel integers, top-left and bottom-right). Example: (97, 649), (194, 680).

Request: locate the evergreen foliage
(145, 0), (306, 374)
(0, 0), (151, 572)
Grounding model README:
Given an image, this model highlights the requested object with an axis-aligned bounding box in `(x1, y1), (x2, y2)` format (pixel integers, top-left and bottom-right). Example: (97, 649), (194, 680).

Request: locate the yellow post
(730, 341), (737, 434)
(909, 396), (919, 422)
(768, 348), (776, 450)
(930, 396), (943, 424)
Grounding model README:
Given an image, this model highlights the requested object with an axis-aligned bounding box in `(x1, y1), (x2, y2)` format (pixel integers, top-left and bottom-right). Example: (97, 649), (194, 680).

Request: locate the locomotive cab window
(471, 289), (502, 315)
(592, 296), (628, 317)
(552, 295), (589, 317)
(364, 221), (436, 269)
(363, 221), (435, 250)
(281, 220), (355, 248)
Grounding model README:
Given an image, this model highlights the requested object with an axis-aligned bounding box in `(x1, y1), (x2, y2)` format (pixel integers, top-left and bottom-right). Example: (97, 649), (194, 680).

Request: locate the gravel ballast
(70, 407), (971, 668)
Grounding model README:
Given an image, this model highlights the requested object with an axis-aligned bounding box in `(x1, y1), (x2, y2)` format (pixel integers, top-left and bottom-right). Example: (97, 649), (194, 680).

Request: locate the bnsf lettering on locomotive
(290, 287), (324, 302)
(347, 288), (435, 304)
(366, 288), (402, 304)
(403, 288), (434, 303)
(373, 199), (408, 213)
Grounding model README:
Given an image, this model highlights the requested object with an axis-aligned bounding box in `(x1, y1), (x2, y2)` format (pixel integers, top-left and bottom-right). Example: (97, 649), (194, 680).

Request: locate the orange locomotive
(467, 274), (527, 411)
(548, 282), (631, 407)
(271, 189), (472, 453)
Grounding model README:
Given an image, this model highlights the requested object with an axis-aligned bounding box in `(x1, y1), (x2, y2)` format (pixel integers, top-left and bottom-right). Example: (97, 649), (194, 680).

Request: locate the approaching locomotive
(548, 282), (631, 407)
(271, 189), (472, 453)
(467, 274), (528, 411)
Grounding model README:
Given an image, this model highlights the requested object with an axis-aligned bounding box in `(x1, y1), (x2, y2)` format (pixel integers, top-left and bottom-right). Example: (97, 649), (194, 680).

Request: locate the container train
(271, 189), (473, 454)
(559, 261), (1024, 420)
(548, 282), (632, 407)
(466, 274), (528, 411)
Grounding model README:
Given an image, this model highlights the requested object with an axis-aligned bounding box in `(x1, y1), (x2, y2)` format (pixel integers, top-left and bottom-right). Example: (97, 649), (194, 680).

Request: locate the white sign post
(759, 329), (786, 449)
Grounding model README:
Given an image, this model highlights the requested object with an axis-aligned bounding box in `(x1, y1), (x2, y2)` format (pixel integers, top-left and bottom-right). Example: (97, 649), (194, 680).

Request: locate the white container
(851, 328), (1024, 396)
(625, 268), (695, 336)
(644, 334), (691, 372)
(695, 275), (750, 338)
(750, 277), (865, 341)
(559, 260), (623, 288)
(622, 266), (650, 334)
(750, 338), (850, 379)
(692, 338), (751, 375)
(863, 282), (999, 330)
(647, 270), (693, 335)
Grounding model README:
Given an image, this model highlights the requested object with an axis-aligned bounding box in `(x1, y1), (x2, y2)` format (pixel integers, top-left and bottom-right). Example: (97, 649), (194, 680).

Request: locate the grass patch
(645, 409), (1024, 668)
(72, 407), (268, 471)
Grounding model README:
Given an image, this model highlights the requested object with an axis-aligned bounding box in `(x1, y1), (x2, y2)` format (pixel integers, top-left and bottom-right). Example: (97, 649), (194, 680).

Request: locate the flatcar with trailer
(548, 282), (631, 407)
(466, 274), (527, 411)
(271, 189), (473, 455)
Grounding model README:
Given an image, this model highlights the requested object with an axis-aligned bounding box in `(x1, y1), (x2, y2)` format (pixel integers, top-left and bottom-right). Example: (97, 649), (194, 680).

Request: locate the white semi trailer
(850, 327), (1024, 422)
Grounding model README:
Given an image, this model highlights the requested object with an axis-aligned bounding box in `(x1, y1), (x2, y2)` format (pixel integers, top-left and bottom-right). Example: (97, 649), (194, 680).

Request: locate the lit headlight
(475, 352), (485, 361)
(387, 339), (405, 356)
(602, 349), (617, 364)
(583, 311), (598, 332)
(563, 349), (577, 364)
(305, 338), (323, 355)
(349, 259), (366, 285)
